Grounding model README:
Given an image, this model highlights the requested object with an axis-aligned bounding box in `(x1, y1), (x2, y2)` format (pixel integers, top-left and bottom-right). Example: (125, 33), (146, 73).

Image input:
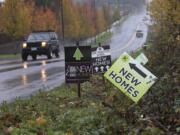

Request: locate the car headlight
(41, 42), (47, 47)
(22, 43), (27, 48)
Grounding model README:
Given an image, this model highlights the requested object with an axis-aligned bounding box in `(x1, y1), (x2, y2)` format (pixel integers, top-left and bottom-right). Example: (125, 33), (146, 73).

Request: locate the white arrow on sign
(106, 65), (109, 70)
(95, 67), (99, 72)
(100, 66), (104, 72)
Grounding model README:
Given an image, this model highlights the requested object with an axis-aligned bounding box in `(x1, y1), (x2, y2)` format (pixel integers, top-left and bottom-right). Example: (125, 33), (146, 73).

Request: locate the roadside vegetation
(91, 31), (113, 48)
(0, 76), (167, 135)
(0, 54), (20, 60)
(140, 0), (180, 134)
(0, 0), (120, 42)
(0, 0), (179, 135)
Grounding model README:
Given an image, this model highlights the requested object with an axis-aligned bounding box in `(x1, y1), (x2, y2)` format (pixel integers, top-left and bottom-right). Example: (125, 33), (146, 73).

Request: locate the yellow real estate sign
(104, 52), (157, 103)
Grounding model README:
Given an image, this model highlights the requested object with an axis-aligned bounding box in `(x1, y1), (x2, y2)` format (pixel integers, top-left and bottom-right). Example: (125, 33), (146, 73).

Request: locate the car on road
(21, 31), (60, 61)
(136, 30), (143, 38)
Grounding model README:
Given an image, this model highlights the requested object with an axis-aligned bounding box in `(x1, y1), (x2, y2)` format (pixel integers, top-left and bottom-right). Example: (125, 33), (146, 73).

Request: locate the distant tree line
(0, 0), (121, 41)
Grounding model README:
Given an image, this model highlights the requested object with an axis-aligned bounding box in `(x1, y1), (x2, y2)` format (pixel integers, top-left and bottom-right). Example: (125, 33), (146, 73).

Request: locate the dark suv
(21, 31), (60, 61)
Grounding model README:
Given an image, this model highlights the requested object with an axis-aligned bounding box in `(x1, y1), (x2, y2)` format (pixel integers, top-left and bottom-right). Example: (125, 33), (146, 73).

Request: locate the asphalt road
(0, 6), (149, 103)
(110, 7), (148, 59)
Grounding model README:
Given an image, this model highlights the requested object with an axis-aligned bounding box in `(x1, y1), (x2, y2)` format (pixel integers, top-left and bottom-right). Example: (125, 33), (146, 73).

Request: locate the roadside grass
(131, 48), (143, 58)
(0, 76), (166, 135)
(0, 54), (20, 59)
(131, 44), (152, 58)
(91, 31), (113, 48)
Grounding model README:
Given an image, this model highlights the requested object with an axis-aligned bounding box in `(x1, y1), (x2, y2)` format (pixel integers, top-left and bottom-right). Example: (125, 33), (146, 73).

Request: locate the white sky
(0, 0), (4, 2)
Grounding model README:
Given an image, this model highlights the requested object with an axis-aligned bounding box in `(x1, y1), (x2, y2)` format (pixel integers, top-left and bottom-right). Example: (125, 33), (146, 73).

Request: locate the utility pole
(93, 0), (97, 44)
(60, 0), (65, 40)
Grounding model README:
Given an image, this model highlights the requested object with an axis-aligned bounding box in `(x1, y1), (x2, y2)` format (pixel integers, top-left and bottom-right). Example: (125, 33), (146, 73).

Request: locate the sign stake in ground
(75, 43), (82, 97)
(78, 81), (81, 97)
(104, 52), (157, 103)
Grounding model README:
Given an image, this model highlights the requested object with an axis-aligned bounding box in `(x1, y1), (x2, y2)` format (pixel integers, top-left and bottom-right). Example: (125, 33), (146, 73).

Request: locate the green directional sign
(104, 52), (157, 103)
(73, 48), (84, 61)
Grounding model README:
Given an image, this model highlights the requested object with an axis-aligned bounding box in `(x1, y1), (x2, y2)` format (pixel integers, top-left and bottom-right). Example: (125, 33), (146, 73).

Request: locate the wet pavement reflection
(4, 67), (64, 90)
(0, 59), (63, 73)
(41, 60), (47, 66)
(21, 75), (28, 86)
(41, 69), (47, 82)
(23, 62), (28, 69)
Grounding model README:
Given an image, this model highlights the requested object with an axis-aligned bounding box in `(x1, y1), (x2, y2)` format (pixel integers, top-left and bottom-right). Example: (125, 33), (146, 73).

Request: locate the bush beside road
(0, 76), (168, 135)
(0, 54), (20, 60)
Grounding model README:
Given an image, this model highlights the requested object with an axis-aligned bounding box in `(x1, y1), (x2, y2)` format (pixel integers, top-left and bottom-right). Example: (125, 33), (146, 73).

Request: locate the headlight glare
(41, 42), (46, 47)
(23, 43), (27, 48)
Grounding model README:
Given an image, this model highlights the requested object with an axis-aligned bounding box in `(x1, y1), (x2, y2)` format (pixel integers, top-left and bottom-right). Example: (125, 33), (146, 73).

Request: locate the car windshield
(27, 33), (51, 42)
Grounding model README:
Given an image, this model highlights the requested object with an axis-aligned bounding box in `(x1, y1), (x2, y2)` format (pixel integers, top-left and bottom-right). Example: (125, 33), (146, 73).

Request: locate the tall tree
(95, 9), (107, 34)
(0, 7), (3, 32)
(150, 0), (180, 62)
(84, 3), (96, 37)
(112, 7), (121, 22)
(32, 8), (59, 32)
(63, 0), (80, 40)
(102, 5), (112, 28)
(1, 0), (32, 39)
(78, 3), (96, 39)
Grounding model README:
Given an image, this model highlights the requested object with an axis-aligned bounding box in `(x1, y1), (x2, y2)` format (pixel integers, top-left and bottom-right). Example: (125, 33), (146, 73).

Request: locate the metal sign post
(77, 81), (81, 97)
(76, 42), (81, 98)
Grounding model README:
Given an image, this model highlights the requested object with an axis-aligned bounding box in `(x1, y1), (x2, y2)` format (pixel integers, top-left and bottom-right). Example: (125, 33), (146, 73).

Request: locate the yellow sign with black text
(104, 52), (157, 103)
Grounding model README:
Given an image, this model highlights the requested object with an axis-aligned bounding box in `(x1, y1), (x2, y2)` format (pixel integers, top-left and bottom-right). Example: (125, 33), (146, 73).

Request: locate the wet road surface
(0, 57), (65, 103)
(110, 7), (148, 59)
(0, 6), (149, 103)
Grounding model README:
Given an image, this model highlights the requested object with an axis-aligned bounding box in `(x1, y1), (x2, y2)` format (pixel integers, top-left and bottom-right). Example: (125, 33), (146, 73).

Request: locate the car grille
(27, 42), (41, 47)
